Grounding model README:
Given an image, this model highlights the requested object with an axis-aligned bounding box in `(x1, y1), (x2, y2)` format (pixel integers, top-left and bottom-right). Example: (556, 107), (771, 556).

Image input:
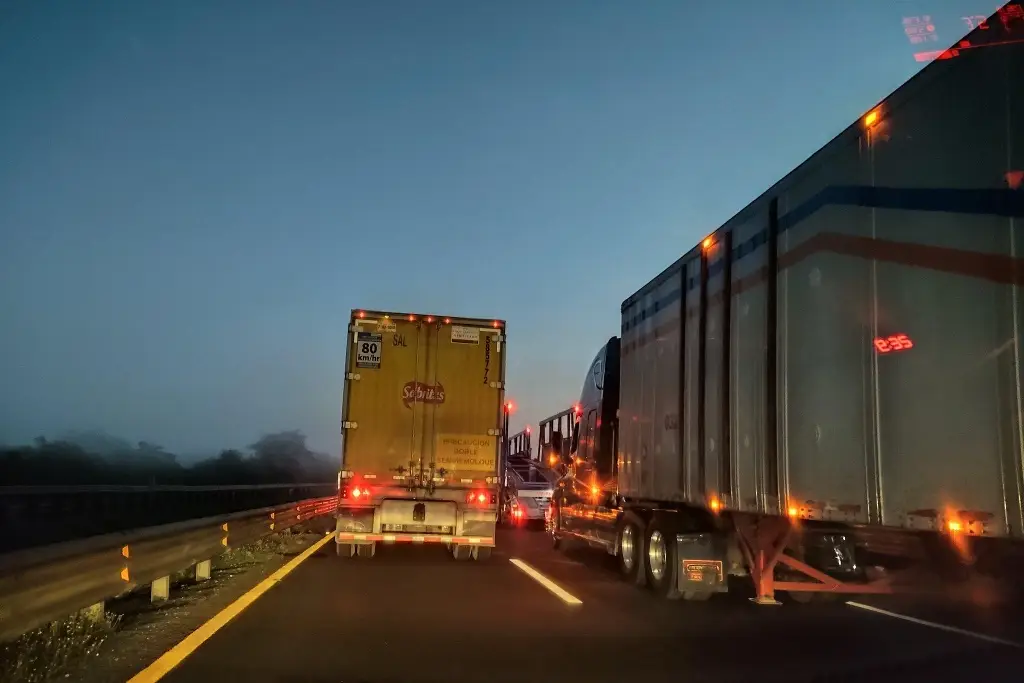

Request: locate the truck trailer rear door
(424, 321), (505, 486)
(342, 313), (505, 488)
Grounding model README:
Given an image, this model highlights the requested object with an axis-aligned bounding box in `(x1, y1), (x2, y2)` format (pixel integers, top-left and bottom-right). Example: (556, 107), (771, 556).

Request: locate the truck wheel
(643, 519), (681, 600)
(617, 514), (644, 585)
(472, 546), (492, 561)
(452, 544), (472, 561)
(336, 542), (356, 558)
(357, 542), (376, 558)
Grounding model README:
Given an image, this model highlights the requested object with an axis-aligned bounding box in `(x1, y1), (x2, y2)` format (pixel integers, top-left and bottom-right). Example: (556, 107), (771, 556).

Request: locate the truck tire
(357, 542), (376, 558)
(336, 542), (356, 558)
(617, 513), (644, 586)
(472, 546), (492, 561)
(452, 544), (472, 561)
(643, 518), (681, 600)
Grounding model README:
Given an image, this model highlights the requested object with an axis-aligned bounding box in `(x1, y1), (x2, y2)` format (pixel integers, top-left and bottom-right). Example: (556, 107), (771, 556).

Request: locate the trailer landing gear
(733, 514), (893, 605)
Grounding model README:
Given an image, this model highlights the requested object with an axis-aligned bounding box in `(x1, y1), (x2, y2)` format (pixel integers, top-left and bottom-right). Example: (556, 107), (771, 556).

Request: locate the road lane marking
(128, 531), (337, 683)
(509, 558), (583, 606)
(846, 601), (1022, 648)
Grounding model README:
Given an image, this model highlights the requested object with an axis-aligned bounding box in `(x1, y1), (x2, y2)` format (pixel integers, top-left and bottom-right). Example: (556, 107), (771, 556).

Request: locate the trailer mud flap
(676, 533), (729, 594)
(337, 507), (375, 537)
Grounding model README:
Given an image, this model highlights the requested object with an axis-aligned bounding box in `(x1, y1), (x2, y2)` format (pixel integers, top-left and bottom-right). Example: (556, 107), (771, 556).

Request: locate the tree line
(0, 429), (337, 486)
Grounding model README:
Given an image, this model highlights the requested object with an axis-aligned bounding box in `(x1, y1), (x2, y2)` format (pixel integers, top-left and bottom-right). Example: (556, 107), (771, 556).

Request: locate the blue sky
(0, 0), (998, 457)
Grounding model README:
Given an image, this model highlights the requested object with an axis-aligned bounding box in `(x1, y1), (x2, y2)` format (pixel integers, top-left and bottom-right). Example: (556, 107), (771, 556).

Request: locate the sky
(0, 0), (1001, 458)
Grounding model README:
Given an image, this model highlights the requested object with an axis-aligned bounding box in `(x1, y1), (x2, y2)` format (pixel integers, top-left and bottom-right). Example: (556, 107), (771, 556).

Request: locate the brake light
(513, 507), (523, 520)
(466, 490), (495, 505)
(342, 485), (371, 500)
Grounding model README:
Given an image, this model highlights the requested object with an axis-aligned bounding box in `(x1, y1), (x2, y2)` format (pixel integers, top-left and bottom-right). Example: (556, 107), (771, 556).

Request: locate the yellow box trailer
(335, 309), (507, 561)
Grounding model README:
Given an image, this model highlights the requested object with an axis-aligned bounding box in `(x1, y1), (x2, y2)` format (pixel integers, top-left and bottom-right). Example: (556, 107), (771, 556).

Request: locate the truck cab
(549, 336), (621, 550)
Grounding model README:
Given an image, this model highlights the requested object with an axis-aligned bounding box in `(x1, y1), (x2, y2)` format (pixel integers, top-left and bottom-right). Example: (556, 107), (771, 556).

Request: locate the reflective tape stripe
(336, 533), (495, 546)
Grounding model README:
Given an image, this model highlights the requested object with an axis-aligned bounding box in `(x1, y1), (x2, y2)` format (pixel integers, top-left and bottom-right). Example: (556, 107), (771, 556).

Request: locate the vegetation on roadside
(0, 429), (336, 486)
(0, 523), (329, 683)
(0, 610), (121, 683)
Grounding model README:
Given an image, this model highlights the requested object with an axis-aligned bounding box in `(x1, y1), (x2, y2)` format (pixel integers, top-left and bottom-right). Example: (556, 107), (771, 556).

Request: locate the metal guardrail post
(0, 495), (338, 643)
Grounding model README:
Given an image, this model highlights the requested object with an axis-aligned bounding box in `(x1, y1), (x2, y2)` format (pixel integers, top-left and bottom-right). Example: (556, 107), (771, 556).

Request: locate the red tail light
(342, 485), (371, 501)
(466, 490), (495, 505)
(513, 507), (523, 520)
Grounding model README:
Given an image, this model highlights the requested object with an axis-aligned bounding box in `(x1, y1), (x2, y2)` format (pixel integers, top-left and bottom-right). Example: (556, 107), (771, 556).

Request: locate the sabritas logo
(402, 381), (446, 409)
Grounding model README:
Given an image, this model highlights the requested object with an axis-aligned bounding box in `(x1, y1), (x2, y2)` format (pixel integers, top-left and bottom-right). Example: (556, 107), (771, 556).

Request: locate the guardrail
(0, 495), (337, 643)
(0, 483), (337, 553)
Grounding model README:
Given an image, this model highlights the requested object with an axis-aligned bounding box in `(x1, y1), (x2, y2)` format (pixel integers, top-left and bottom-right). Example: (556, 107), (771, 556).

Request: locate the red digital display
(874, 334), (914, 354)
(905, 4), (1024, 62)
(903, 14), (940, 47)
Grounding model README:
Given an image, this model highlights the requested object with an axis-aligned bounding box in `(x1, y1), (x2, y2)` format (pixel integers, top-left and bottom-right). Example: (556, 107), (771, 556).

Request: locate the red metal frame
(732, 514), (895, 604)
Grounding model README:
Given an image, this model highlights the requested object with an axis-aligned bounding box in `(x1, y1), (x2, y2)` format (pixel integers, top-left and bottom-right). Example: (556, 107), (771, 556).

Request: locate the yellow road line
(128, 531), (337, 683)
(509, 558), (583, 606)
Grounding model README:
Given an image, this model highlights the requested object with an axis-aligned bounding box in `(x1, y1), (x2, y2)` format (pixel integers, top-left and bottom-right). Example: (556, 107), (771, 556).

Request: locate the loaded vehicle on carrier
(336, 309), (507, 561)
(547, 6), (1024, 603)
(501, 433), (558, 528)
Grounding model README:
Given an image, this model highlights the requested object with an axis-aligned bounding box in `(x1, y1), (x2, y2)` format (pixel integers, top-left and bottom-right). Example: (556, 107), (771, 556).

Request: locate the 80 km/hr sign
(356, 332), (382, 369)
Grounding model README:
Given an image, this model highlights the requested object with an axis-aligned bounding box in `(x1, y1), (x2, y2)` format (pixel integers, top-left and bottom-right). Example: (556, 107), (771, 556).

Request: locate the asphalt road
(155, 527), (1024, 683)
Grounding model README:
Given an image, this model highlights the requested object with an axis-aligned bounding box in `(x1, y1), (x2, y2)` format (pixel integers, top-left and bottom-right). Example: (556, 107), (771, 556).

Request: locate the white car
(504, 484), (552, 527)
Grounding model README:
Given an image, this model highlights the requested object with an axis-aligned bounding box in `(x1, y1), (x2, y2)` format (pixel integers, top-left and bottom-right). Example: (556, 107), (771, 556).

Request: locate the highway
(146, 527), (1024, 683)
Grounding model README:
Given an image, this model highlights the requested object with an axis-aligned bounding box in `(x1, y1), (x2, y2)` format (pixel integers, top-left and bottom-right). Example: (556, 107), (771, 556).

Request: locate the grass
(0, 521), (329, 683)
(0, 609), (121, 683)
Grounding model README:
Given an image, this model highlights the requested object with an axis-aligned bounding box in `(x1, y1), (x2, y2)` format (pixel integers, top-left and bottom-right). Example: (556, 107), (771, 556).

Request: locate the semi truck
(336, 310), (507, 561)
(548, 6), (1024, 603)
